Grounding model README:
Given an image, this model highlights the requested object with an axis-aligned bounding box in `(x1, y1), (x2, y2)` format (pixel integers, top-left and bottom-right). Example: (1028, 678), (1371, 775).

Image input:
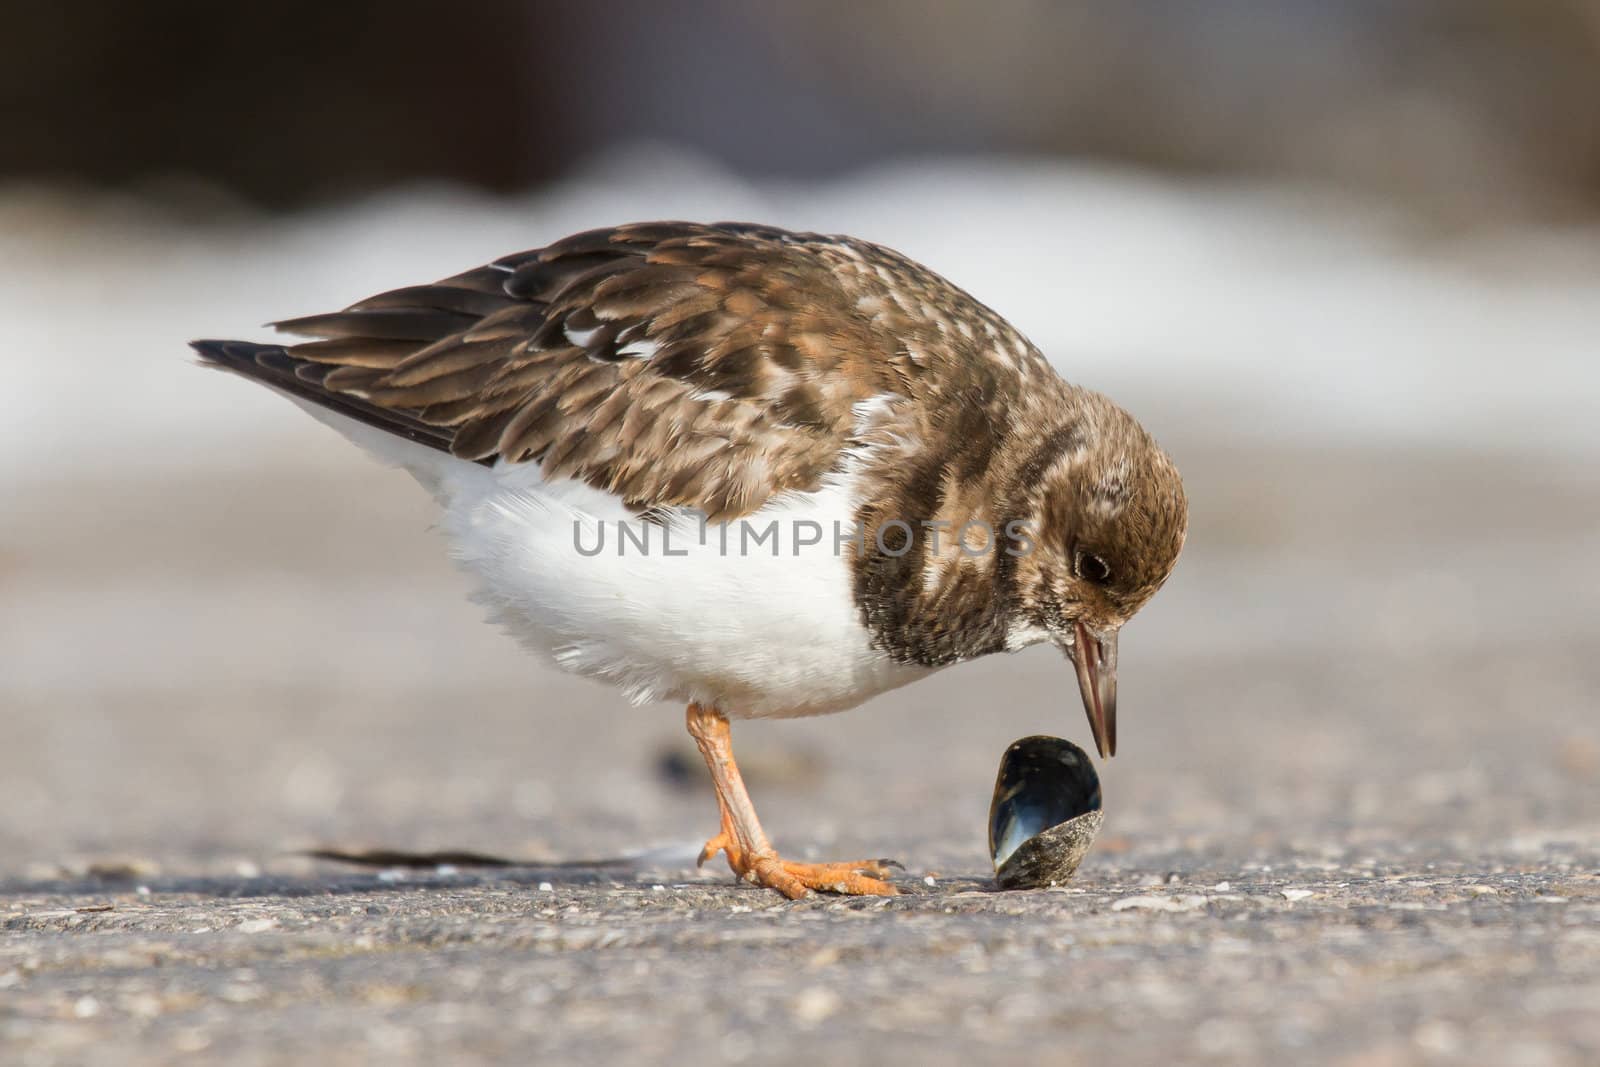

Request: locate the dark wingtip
(189, 338), (289, 369)
(189, 338), (228, 361)
(187, 335), (465, 458)
(190, 338), (257, 371)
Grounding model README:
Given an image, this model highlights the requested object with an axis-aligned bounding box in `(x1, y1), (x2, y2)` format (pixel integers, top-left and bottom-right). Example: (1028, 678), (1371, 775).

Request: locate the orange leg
(686, 703), (899, 899)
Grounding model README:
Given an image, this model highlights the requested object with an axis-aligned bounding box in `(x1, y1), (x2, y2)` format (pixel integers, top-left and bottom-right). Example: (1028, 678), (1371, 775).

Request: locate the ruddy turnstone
(194, 221), (1187, 898)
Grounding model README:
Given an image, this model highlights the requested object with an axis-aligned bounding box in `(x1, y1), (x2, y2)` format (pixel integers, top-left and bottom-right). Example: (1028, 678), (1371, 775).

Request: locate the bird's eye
(1075, 550), (1112, 585)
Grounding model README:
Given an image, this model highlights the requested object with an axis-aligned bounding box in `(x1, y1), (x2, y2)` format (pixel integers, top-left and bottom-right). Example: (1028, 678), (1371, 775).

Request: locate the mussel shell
(989, 735), (1103, 889)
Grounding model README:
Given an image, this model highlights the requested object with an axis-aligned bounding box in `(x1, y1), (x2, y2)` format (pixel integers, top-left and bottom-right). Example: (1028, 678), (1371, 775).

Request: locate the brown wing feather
(211, 222), (1043, 520)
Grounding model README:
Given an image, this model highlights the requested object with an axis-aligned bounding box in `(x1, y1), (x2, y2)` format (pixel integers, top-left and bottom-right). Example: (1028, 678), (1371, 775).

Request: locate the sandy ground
(3, 428), (1597, 1065)
(3, 164), (1599, 1064)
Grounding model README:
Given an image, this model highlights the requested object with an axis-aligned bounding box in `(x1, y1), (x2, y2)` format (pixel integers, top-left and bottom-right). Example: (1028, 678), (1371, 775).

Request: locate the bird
(193, 221), (1188, 899)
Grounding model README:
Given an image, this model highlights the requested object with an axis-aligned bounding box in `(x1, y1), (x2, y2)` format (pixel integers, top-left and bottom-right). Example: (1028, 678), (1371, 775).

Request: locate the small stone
(173, 1029), (212, 1053)
(538, 882), (554, 892)
(125, 993), (164, 1018)
(1557, 736), (1599, 779)
(82, 857), (161, 881)
(1413, 1020), (1463, 1056)
(791, 986), (842, 1025)
(1282, 889), (1314, 902)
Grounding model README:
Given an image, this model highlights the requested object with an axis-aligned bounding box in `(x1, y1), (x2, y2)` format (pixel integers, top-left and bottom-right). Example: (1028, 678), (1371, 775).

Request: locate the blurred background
(2, 1), (1596, 878)
(3, 3), (1599, 1060)
(10, 0), (1600, 220)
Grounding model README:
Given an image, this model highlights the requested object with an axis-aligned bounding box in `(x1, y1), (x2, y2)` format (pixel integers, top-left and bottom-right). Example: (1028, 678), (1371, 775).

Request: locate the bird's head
(1008, 396), (1188, 759)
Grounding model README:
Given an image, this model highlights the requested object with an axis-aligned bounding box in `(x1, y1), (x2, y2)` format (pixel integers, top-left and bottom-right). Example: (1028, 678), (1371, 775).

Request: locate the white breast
(436, 460), (934, 718)
(280, 395), (933, 718)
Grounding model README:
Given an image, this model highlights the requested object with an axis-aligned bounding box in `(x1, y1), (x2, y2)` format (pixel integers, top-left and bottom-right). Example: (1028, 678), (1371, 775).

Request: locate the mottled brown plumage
(266, 222), (1043, 520)
(195, 220), (1188, 899)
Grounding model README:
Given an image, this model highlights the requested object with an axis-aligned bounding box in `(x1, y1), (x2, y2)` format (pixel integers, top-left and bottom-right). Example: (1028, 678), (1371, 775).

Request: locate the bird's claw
(741, 854), (901, 898)
(698, 827), (900, 896)
(698, 829), (737, 869)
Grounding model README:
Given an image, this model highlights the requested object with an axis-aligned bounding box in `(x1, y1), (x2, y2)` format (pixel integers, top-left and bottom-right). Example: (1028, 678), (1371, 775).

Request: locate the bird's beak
(1067, 621), (1118, 759)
